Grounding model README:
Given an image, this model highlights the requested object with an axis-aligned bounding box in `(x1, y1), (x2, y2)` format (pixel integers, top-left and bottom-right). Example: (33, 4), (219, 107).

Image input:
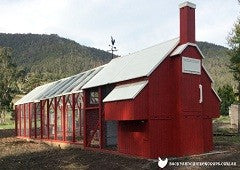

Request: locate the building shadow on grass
(0, 129), (15, 138)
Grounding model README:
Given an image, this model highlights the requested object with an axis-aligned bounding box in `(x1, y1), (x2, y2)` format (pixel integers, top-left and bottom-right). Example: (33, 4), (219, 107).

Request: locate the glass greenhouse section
(15, 66), (104, 144)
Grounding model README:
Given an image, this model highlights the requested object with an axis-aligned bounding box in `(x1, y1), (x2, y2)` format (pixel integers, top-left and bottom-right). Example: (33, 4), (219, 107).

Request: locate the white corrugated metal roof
(83, 37), (179, 89)
(15, 66), (104, 105)
(103, 80), (148, 103)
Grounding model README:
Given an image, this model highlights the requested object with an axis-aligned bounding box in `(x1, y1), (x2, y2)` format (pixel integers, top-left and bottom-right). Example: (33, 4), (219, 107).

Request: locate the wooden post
(63, 96), (66, 141)
(34, 103), (37, 138)
(83, 90), (87, 147)
(40, 101), (43, 139)
(72, 94), (76, 142)
(98, 87), (104, 149)
(29, 103), (31, 138)
(19, 105), (21, 136)
(238, 104), (240, 134)
(24, 104), (26, 137)
(79, 94), (82, 138)
(47, 99), (50, 139)
(15, 105), (18, 136)
(54, 97), (58, 140)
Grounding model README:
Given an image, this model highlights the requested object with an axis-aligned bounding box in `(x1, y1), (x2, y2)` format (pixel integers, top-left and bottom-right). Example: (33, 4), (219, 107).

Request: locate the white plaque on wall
(182, 57), (201, 75)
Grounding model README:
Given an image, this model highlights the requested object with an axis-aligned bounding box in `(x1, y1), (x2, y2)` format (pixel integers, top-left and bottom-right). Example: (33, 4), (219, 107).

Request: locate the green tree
(22, 72), (45, 93)
(218, 85), (235, 115)
(0, 47), (19, 124)
(228, 18), (240, 101)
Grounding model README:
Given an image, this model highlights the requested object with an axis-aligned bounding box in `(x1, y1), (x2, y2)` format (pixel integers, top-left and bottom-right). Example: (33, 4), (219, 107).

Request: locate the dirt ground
(0, 129), (240, 169)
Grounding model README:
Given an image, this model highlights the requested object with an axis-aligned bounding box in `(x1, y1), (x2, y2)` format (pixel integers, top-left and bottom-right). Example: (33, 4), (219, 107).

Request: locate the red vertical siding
(148, 58), (173, 119)
(105, 101), (135, 120)
(202, 69), (220, 118)
(146, 45), (219, 158)
(147, 58), (179, 158)
(104, 85), (148, 121)
(149, 119), (176, 158)
(178, 116), (204, 156)
(202, 118), (213, 152)
(118, 121), (150, 157)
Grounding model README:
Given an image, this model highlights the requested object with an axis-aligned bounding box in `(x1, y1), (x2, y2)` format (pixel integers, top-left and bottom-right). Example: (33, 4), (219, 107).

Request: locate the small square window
(89, 91), (99, 104)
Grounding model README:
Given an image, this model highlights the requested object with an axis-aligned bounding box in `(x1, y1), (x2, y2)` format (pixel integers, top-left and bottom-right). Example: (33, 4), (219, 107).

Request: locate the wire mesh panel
(66, 104), (73, 141)
(75, 93), (84, 143)
(57, 97), (63, 140)
(75, 108), (83, 142)
(28, 103), (33, 138)
(42, 101), (48, 139)
(49, 107), (55, 139)
(86, 109), (100, 148)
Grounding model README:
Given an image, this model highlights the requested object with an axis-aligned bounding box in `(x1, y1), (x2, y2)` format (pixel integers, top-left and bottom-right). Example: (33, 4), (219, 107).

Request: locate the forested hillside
(0, 33), (112, 79)
(0, 33), (235, 92)
(198, 41), (236, 90)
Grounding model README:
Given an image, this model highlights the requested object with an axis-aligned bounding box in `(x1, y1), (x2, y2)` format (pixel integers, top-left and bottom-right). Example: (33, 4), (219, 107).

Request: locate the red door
(181, 73), (202, 114)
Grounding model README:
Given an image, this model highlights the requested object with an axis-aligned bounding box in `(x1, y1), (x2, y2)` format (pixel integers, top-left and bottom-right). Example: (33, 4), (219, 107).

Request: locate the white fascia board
(170, 43), (205, 59)
(146, 37), (180, 76)
(202, 64), (214, 83)
(33, 100), (40, 103)
(212, 87), (221, 102)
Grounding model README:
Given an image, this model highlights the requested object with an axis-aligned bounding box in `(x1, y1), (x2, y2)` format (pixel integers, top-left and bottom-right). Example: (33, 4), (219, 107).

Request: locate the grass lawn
(214, 135), (240, 145)
(213, 115), (230, 124)
(0, 113), (15, 130)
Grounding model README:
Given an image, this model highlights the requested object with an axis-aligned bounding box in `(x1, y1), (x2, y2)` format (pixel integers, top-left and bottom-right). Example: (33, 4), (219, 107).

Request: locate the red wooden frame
(28, 103), (31, 138)
(24, 104), (26, 137)
(72, 94), (76, 142)
(15, 105), (18, 136)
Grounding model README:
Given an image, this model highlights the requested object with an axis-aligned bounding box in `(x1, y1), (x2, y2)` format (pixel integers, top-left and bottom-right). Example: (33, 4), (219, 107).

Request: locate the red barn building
(15, 1), (220, 158)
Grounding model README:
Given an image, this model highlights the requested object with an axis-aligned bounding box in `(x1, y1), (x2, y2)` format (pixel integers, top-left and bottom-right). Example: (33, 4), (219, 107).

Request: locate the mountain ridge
(0, 33), (235, 92)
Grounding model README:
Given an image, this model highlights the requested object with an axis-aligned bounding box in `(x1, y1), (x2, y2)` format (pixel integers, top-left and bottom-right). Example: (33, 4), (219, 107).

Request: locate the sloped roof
(170, 42), (205, 58)
(15, 66), (104, 105)
(82, 37), (180, 89)
(103, 81), (148, 102)
(15, 38), (179, 105)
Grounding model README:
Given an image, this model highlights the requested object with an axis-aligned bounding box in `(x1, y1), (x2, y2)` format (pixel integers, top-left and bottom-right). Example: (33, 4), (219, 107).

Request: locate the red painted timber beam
(24, 104), (26, 137)
(54, 97), (58, 140)
(47, 99), (50, 139)
(29, 103), (31, 138)
(62, 95), (66, 141)
(83, 90), (87, 147)
(19, 105), (21, 136)
(72, 93), (76, 142)
(40, 100), (43, 139)
(15, 105), (17, 136)
(98, 87), (104, 149)
(34, 103), (37, 138)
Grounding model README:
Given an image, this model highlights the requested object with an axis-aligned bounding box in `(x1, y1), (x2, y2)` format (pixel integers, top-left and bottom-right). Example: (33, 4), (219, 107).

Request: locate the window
(89, 91), (99, 104)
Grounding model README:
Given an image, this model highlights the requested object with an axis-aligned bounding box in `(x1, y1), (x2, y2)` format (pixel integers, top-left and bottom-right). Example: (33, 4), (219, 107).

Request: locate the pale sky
(0, 0), (238, 55)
